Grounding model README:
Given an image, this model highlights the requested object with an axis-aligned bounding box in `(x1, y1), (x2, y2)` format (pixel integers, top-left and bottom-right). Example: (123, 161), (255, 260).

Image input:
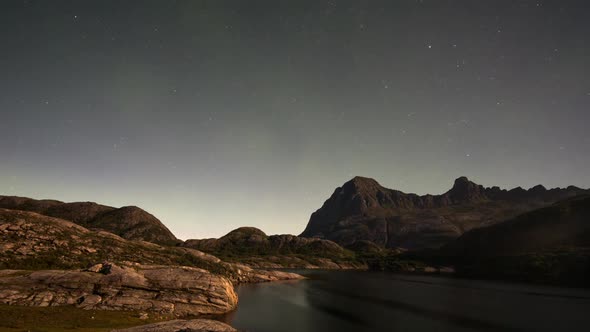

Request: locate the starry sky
(1, 0), (589, 239)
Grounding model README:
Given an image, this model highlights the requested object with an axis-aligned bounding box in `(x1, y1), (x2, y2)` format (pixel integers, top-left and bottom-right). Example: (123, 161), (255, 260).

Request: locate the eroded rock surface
(0, 263), (238, 316)
(110, 319), (237, 332)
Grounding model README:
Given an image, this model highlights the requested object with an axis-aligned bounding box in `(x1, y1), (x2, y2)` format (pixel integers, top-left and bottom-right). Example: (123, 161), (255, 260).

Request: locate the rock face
(300, 176), (588, 249)
(0, 196), (178, 245)
(111, 319), (237, 332)
(183, 227), (365, 269)
(0, 263), (238, 316)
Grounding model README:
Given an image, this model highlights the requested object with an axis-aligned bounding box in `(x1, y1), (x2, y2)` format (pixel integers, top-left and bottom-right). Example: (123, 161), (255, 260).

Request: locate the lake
(223, 270), (590, 332)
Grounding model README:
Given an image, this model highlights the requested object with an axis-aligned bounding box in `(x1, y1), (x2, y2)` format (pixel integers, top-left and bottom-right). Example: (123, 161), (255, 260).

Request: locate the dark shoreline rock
(110, 319), (237, 332)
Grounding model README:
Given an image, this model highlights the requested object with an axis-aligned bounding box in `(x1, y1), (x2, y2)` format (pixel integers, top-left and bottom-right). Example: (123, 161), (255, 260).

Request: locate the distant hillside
(0, 195), (178, 245)
(436, 195), (590, 286)
(183, 227), (364, 269)
(442, 195), (590, 256)
(300, 176), (588, 249)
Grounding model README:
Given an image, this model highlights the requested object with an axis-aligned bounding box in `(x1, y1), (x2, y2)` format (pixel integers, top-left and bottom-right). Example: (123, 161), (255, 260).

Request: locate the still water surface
(224, 270), (590, 332)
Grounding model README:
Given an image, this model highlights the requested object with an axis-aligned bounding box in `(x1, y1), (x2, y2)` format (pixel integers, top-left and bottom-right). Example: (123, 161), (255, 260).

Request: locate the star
(427, 45), (432, 49)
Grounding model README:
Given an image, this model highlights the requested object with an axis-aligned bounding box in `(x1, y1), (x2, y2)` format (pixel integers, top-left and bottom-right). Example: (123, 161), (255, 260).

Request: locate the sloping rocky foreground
(0, 264), (238, 315)
(0, 208), (303, 331)
(0, 261), (302, 315)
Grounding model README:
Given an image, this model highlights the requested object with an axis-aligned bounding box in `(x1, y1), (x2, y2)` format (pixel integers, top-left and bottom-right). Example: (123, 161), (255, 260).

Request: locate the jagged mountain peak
(446, 176), (487, 203)
(342, 176), (384, 193)
(301, 176), (589, 249)
(454, 176), (471, 184)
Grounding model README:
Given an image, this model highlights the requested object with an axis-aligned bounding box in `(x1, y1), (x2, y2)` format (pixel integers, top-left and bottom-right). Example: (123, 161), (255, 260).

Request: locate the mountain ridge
(300, 176), (588, 249)
(442, 194), (590, 257)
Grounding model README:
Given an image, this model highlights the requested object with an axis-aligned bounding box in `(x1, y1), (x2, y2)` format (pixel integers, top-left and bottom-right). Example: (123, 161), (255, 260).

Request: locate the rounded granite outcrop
(110, 319), (237, 332)
(0, 263), (238, 316)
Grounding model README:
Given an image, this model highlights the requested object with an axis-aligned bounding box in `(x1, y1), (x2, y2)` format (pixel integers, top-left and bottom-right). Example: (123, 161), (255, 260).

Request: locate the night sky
(1, 0), (589, 239)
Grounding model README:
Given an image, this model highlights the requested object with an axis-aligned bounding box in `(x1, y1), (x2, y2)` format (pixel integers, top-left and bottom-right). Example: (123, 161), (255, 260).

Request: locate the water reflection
(225, 271), (590, 332)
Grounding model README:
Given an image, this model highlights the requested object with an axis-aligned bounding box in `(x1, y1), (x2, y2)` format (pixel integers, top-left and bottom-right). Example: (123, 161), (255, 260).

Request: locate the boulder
(110, 319), (236, 332)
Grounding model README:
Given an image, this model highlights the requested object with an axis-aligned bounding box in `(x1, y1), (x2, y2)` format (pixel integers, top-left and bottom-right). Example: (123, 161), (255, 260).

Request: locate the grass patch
(0, 304), (174, 332)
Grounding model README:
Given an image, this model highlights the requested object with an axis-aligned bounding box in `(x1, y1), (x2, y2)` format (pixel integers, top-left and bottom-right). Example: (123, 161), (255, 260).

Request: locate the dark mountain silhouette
(300, 176), (588, 249)
(0, 195), (178, 245)
(185, 227), (346, 256)
(442, 195), (590, 256)
(436, 195), (590, 286)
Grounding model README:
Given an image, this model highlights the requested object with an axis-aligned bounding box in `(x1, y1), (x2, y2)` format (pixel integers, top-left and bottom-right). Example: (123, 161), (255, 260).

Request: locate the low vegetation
(0, 304), (174, 332)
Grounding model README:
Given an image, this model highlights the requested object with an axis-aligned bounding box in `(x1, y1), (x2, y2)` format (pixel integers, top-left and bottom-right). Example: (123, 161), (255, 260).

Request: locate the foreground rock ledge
(0, 263), (238, 316)
(110, 319), (237, 332)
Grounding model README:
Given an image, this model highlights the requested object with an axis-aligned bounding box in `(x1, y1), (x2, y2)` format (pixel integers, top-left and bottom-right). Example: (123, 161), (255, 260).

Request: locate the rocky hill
(300, 176), (588, 249)
(436, 195), (590, 286)
(442, 195), (590, 256)
(0, 207), (305, 319)
(0, 196), (179, 245)
(0, 208), (303, 282)
(183, 227), (365, 269)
